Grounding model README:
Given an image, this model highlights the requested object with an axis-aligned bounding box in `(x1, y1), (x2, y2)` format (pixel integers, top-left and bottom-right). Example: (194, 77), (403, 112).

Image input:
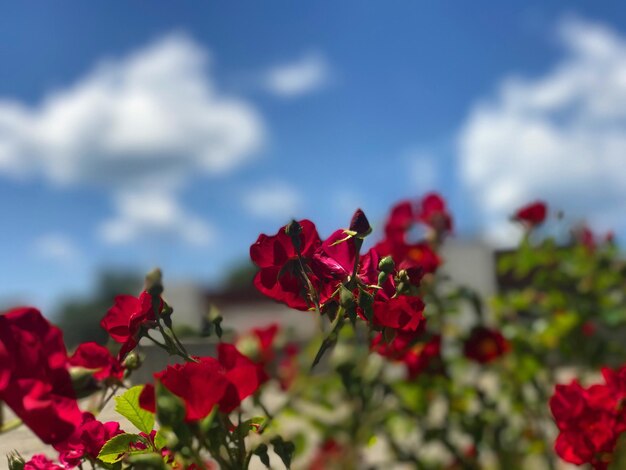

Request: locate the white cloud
(458, 17), (626, 244)
(242, 182), (301, 220)
(264, 52), (330, 97)
(33, 233), (80, 262)
(99, 190), (214, 246)
(0, 33), (264, 187)
(0, 33), (264, 245)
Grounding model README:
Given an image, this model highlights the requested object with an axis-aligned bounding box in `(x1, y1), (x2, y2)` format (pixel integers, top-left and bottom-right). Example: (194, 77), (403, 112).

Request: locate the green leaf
(254, 443), (270, 467)
(271, 436), (295, 469)
(115, 386), (155, 434)
(153, 430), (168, 450)
(97, 433), (143, 464)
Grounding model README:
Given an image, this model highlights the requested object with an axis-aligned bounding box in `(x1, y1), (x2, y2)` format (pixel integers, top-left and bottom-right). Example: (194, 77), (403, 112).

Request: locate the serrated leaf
(153, 430), (168, 450)
(115, 386), (154, 434)
(97, 433), (142, 464)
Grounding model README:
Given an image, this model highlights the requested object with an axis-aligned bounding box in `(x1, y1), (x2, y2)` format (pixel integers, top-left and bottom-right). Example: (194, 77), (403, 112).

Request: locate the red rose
(550, 377), (626, 469)
(250, 220), (322, 310)
(100, 291), (161, 360)
(463, 327), (510, 364)
(417, 192), (453, 234)
(374, 240), (440, 275)
(372, 332), (441, 379)
(68, 342), (124, 382)
(371, 296), (425, 334)
(24, 454), (64, 470)
(384, 200), (414, 244)
(251, 323), (280, 364)
(0, 307), (82, 445)
(140, 343), (264, 420)
(216, 343), (264, 413)
(513, 201), (547, 226)
(55, 412), (123, 467)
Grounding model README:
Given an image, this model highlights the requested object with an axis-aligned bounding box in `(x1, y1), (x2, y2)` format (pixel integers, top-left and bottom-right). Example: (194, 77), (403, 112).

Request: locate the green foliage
(97, 433), (146, 464)
(115, 386), (155, 434)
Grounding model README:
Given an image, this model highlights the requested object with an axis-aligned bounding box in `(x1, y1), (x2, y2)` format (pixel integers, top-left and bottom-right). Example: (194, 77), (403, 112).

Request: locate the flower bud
(123, 351), (142, 371)
(7, 451), (25, 470)
(349, 209), (372, 237)
(378, 256), (395, 274)
(285, 220), (302, 252)
(145, 268), (164, 296)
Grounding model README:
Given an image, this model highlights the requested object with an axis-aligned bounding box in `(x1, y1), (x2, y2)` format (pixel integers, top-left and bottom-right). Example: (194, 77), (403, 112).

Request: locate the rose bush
(1, 192), (625, 469)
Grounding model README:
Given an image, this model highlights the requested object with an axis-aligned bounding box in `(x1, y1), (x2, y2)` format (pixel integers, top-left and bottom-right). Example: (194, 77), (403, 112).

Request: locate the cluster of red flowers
(550, 367), (626, 469)
(0, 307), (127, 468)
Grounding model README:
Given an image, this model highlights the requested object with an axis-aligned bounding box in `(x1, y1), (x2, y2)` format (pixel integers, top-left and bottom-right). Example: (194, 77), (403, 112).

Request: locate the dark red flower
(140, 343), (264, 420)
(581, 321), (596, 337)
(349, 208), (371, 236)
(404, 335), (443, 378)
(250, 220), (322, 310)
(579, 226), (596, 251)
(513, 201), (547, 226)
(463, 327), (510, 364)
(24, 454), (64, 470)
(309, 439), (345, 470)
(417, 192), (453, 234)
(68, 342), (124, 382)
(372, 332), (441, 379)
(371, 296), (425, 334)
(384, 200), (414, 244)
(0, 307), (82, 445)
(374, 240), (440, 275)
(55, 412), (123, 468)
(100, 291), (161, 360)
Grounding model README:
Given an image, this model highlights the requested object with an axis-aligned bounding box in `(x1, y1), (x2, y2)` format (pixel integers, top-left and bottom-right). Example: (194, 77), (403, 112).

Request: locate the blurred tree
(55, 271), (142, 349)
(222, 260), (257, 290)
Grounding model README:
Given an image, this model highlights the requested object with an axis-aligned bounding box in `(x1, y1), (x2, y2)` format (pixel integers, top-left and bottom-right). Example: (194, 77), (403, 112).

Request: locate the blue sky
(1, 2), (626, 314)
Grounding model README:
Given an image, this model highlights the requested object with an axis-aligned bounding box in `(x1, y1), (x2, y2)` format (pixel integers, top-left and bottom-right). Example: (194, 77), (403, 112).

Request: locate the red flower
(371, 296), (425, 334)
(404, 335), (443, 378)
(581, 321), (596, 337)
(372, 332), (441, 379)
(384, 200), (414, 244)
(216, 343), (265, 413)
(55, 412), (123, 468)
(251, 323), (280, 364)
(250, 220), (322, 310)
(68, 342), (124, 382)
(0, 307), (82, 445)
(309, 439), (345, 470)
(417, 192), (453, 234)
(550, 376), (626, 469)
(140, 343), (264, 420)
(24, 454), (64, 470)
(374, 240), (440, 275)
(513, 201), (547, 226)
(463, 327), (510, 364)
(100, 291), (161, 360)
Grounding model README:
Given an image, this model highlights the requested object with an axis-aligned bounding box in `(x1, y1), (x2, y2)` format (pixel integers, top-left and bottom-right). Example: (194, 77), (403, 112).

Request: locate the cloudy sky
(1, 2), (626, 313)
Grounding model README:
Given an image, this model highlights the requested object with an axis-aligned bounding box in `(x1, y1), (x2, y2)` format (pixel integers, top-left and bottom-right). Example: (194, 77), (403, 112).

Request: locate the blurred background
(1, 2), (626, 344)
